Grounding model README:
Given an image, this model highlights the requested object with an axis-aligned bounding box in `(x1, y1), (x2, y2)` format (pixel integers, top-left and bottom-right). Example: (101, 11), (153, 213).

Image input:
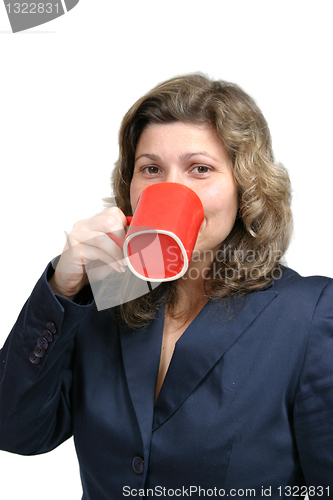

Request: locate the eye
(141, 165), (161, 175)
(191, 165), (211, 175)
(197, 166), (210, 173)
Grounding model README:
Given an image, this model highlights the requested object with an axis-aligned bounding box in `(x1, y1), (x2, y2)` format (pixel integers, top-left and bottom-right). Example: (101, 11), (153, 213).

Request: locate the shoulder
(261, 266), (333, 330)
(272, 265), (333, 300)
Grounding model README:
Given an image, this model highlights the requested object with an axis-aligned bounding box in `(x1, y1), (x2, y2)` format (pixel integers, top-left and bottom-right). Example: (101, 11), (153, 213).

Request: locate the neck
(166, 257), (210, 322)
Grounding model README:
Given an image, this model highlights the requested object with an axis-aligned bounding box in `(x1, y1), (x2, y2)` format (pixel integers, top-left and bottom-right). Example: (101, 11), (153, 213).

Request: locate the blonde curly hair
(110, 74), (292, 328)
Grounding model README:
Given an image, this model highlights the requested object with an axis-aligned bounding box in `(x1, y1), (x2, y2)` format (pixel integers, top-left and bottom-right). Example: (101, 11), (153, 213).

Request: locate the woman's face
(130, 122), (239, 256)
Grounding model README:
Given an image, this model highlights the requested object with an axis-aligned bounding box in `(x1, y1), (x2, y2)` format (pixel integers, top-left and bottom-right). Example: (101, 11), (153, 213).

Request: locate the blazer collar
(120, 288), (278, 443)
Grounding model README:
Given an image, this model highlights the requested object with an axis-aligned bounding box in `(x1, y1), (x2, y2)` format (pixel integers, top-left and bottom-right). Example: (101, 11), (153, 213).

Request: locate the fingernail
(120, 266), (127, 273)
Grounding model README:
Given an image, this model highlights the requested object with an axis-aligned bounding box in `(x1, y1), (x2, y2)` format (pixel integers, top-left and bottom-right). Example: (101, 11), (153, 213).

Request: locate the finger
(74, 241), (126, 274)
(75, 207), (128, 236)
(69, 230), (126, 265)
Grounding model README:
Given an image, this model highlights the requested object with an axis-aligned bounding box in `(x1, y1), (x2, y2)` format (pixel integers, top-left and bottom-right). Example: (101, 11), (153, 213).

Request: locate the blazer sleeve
(0, 263), (94, 455)
(294, 279), (333, 490)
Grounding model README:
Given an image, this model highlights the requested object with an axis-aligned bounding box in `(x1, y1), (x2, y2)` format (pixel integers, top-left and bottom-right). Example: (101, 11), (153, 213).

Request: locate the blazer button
(29, 352), (41, 364)
(37, 337), (49, 350)
(33, 345), (46, 358)
(132, 456), (144, 475)
(46, 322), (57, 335)
(42, 329), (53, 342)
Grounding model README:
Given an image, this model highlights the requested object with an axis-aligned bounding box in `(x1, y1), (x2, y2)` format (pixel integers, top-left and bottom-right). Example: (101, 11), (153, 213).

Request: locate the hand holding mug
(48, 207), (128, 299)
(49, 183), (204, 299)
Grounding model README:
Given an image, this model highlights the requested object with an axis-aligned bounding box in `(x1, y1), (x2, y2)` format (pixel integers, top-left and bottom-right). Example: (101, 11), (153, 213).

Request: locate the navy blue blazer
(0, 265), (333, 499)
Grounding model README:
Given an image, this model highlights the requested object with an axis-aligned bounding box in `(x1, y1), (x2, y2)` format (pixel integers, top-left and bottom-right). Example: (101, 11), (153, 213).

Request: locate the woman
(0, 74), (332, 499)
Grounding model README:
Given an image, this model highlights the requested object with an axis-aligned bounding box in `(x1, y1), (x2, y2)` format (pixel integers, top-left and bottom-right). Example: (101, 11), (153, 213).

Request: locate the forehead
(135, 122), (227, 157)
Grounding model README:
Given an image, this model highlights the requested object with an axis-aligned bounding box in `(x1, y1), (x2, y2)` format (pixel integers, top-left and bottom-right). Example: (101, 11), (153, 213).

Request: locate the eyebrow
(135, 153), (161, 162)
(180, 151), (219, 162)
(135, 151), (219, 162)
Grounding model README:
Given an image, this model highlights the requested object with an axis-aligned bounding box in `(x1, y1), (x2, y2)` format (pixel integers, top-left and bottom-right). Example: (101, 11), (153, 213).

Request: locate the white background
(0, 1), (332, 498)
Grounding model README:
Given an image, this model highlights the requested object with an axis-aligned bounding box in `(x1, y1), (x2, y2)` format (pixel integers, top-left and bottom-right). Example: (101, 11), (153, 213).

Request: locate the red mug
(108, 182), (204, 282)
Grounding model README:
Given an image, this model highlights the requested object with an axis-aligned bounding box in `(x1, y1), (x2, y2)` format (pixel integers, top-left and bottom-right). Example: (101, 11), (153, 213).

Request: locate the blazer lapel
(119, 307), (164, 456)
(153, 288), (278, 430)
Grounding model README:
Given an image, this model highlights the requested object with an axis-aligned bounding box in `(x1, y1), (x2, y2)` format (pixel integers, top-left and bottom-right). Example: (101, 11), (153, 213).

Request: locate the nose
(164, 168), (184, 185)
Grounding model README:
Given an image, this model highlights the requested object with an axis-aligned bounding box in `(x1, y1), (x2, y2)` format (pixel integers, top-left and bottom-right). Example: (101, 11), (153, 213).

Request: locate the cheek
(201, 184), (239, 221)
